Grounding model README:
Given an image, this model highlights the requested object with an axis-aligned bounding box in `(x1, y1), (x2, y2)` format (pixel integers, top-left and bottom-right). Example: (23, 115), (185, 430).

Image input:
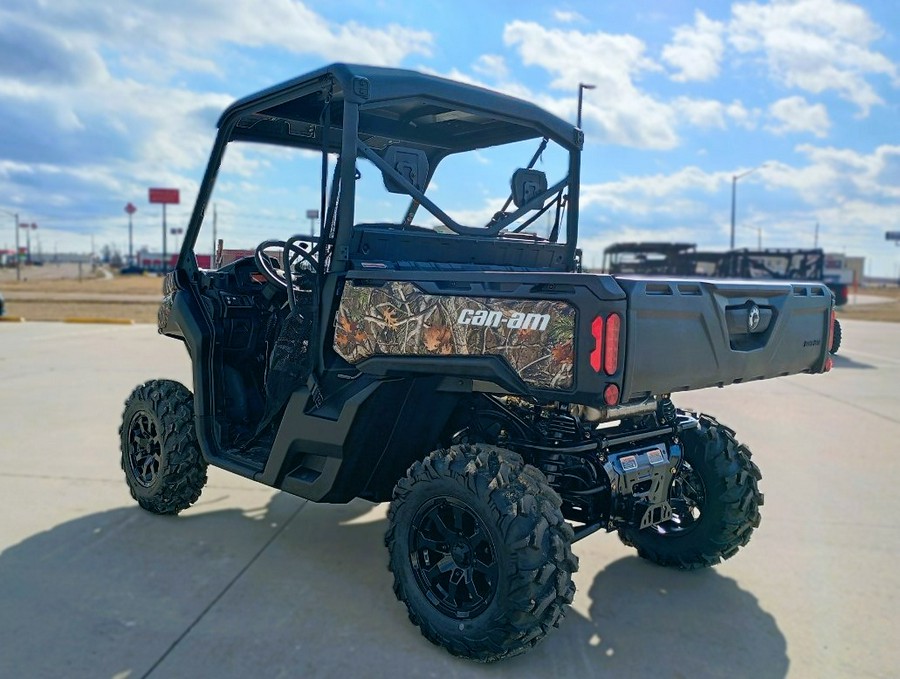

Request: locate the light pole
(577, 83), (596, 129)
(730, 165), (766, 249)
(125, 203), (137, 265)
(22, 222), (37, 264)
(306, 209), (319, 237)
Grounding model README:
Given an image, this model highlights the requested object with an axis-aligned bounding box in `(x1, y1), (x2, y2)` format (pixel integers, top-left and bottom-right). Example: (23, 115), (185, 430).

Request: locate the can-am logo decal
(457, 308), (550, 331)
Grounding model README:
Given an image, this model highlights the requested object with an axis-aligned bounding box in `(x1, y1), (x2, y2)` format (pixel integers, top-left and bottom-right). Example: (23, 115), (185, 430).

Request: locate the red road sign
(125, 202), (137, 214)
(149, 188), (180, 204)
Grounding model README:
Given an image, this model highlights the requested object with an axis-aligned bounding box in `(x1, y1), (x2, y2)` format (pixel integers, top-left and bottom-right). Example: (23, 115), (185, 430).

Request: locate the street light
(577, 83), (595, 129)
(730, 165), (767, 249)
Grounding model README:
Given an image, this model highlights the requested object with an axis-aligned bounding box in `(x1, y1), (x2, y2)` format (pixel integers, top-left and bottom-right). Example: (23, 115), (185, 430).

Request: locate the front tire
(386, 444), (577, 662)
(119, 379), (207, 514)
(618, 413), (763, 570)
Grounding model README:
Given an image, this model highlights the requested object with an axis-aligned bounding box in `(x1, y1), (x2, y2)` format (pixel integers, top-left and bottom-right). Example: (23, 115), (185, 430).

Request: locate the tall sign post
(306, 209), (319, 237)
(887, 231), (900, 245)
(124, 202), (137, 265)
(148, 188), (180, 271)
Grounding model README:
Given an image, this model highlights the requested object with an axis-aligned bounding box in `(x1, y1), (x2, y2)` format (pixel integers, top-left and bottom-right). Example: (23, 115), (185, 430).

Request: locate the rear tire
(831, 318), (842, 354)
(119, 379), (207, 514)
(618, 413), (762, 570)
(386, 444), (577, 662)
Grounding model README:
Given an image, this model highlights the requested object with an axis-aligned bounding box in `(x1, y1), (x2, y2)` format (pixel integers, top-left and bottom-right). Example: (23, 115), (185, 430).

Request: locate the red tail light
(590, 313), (622, 375)
(590, 316), (604, 373)
(604, 313), (620, 375)
(604, 383), (620, 405)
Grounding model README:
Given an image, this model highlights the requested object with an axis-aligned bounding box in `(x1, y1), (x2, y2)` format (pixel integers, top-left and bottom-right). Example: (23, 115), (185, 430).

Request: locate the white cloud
(503, 21), (678, 149)
(764, 144), (900, 201)
(662, 11), (726, 82)
(0, 0), (433, 247)
(729, 0), (898, 115)
(673, 98), (759, 130)
(553, 10), (586, 24)
(765, 96), (831, 137)
(580, 166), (733, 217)
(472, 54), (511, 81)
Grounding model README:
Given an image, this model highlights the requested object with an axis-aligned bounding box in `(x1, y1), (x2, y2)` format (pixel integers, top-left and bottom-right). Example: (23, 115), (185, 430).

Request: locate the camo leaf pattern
(334, 281), (576, 390)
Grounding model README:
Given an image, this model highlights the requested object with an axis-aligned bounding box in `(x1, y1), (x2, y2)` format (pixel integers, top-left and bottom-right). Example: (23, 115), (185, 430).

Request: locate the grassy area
(1, 266), (163, 295)
(1, 265), (162, 323)
(836, 287), (900, 323)
(3, 300), (160, 323)
(3, 264), (899, 324)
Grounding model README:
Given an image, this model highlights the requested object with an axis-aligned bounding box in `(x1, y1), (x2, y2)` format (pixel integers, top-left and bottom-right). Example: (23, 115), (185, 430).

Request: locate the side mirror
(510, 168), (548, 208)
(382, 146), (429, 194)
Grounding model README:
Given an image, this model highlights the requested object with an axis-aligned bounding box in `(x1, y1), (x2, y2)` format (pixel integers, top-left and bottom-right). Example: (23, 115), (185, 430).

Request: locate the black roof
(604, 242), (697, 255)
(218, 63), (580, 154)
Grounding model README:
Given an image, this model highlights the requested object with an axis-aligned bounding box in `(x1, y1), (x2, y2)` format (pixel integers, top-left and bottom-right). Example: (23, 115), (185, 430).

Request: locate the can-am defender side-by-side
(120, 64), (837, 662)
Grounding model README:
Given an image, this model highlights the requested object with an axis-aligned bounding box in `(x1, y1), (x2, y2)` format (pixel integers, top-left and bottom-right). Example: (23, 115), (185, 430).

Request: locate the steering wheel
(255, 238), (319, 286)
(254, 237), (322, 312)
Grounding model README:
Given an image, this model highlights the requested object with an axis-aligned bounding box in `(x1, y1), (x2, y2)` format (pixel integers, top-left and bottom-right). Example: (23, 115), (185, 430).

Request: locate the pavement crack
(140, 500), (307, 679)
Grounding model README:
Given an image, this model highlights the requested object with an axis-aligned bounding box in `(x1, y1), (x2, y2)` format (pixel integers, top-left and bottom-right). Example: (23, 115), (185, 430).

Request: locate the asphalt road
(0, 320), (897, 678)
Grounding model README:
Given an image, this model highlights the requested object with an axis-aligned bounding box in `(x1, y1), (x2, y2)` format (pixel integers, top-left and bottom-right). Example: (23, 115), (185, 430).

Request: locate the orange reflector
(590, 315), (603, 372)
(604, 313), (621, 375)
(825, 356), (833, 372)
(604, 383), (620, 406)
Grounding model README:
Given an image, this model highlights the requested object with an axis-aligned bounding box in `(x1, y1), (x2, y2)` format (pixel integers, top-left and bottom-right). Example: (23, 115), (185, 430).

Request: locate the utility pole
(814, 221), (819, 248)
(15, 212), (19, 280)
(212, 203), (217, 268)
(730, 165), (767, 249)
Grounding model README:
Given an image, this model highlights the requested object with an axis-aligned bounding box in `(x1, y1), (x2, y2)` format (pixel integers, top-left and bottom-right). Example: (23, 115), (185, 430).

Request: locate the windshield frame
(178, 64), (583, 277)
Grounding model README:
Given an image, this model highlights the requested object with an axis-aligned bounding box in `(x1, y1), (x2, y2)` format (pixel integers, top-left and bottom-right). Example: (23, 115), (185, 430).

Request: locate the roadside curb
(0, 316), (26, 323)
(63, 317), (136, 325)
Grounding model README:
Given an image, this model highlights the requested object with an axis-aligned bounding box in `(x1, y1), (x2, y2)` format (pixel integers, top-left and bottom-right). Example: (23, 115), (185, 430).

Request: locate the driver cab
(163, 63), (582, 473)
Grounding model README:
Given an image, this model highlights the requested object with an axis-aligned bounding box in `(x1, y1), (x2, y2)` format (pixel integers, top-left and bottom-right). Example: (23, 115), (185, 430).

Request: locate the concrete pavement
(0, 320), (897, 678)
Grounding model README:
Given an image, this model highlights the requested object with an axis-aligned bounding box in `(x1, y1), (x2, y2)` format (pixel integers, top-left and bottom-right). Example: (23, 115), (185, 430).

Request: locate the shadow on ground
(831, 353), (875, 370)
(0, 493), (787, 679)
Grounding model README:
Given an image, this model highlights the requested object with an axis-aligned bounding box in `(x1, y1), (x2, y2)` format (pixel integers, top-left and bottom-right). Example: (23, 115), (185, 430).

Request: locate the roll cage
(177, 63), (584, 277)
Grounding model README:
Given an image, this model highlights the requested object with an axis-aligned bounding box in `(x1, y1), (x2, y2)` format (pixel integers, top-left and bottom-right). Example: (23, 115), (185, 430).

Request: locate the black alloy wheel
(126, 411), (163, 487)
(618, 412), (763, 570)
(119, 379), (207, 515)
(652, 460), (706, 536)
(409, 496), (500, 619)
(386, 444), (578, 662)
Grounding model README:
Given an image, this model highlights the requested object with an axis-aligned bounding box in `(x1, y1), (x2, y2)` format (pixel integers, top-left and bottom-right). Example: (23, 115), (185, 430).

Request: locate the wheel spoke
(451, 504), (465, 532)
(426, 555), (455, 581)
(417, 535), (447, 554)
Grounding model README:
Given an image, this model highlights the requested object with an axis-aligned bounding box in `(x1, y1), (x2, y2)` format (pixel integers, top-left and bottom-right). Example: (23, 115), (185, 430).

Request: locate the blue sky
(1, 0), (898, 276)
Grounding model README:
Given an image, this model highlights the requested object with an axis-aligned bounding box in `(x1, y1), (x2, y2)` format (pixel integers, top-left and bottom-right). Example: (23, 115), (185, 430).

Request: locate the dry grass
(2, 264), (162, 323)
(3, 263), (899, 324)
(837, 287), (900, 323)
(1, 266), (163, 295)
(4, 300), (160, 324)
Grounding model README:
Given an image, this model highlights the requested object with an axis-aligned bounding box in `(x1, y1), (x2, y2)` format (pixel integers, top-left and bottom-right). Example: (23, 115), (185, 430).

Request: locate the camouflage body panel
(335, 281), (576, 390)
(157, 272), (176, 333)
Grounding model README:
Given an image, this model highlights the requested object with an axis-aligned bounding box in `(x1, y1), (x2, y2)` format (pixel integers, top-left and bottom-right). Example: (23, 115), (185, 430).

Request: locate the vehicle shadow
(831, 353), (875, 369)
(0, 493), (787, 679)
